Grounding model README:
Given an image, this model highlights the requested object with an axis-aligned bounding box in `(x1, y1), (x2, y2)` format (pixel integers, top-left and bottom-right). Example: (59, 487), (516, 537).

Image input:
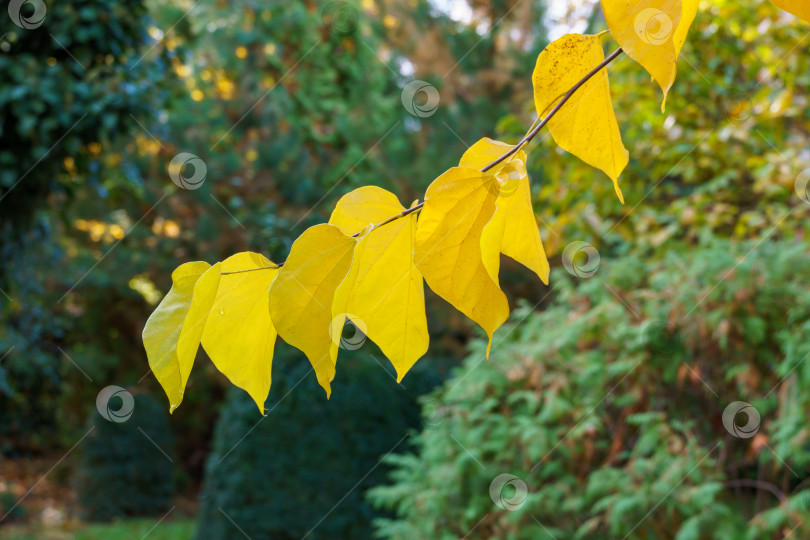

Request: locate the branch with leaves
(143, 0), (809, 414)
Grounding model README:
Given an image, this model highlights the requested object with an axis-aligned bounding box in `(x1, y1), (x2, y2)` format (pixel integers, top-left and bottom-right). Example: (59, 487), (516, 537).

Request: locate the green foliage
(75, 393), (175, 521)
(0, 0), (171, 452)
(371, 238), (810, 539)
(196, 345), (444, 540)
(0, 0), (169, 241)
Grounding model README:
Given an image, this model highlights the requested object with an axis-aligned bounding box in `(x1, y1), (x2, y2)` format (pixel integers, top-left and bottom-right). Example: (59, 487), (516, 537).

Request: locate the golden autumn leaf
(328, 185), (403, 233)
(200, 252), (280, 414)
(414, 167), (509, 356)
(600, 0), (699, 108)
(459, 138), (550, 285)
(175, 261), (222, 404)
(532, 34), (629, 203)
(673, 1), (699, 54)
(770, 0), (810, 22)
(458, 137), (528, 172)
(268, 224), (356, 397)
(329, 187), (428, 382)
(142, 261), (211, 412)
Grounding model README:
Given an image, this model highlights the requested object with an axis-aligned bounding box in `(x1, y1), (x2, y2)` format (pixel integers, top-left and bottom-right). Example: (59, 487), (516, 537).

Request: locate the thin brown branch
(220, 47), (624, 275)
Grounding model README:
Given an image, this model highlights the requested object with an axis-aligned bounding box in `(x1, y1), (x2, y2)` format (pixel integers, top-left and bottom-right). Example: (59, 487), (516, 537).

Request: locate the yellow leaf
(673, 1), (700, 54)
(328, 185), (403, 235)
(770, 0), (810, 22)
(329, 187), (429, 382)
(142, 261), (211, 412)
(414, 167), (509, 355)
(200, 252), (279, 414)
(460, 139), (550, 285)
(457, 137), (528, 174)
(176, 261), (222, 405)
(268, 224), (356, 397)
(600, 0), (699, 108)
(533, 34), (629, 202)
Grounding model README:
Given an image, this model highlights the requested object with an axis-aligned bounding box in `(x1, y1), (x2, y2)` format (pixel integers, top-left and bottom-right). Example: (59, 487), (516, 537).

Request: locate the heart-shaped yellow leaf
(329, 187), (429, 382)
(460, 139), (550, 285)
(770, 0), (810, 22)
(414, 167), (509, 356)
(142, 261), (211, 412)
(200, 252), (279, 414)
(533, 34), (629, 202)
(268, 224), (356, 397)
(600, 0), (699, 108)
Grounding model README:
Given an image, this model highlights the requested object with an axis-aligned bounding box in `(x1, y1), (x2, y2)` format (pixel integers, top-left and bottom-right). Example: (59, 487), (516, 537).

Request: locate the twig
(221, 47), (624, 274)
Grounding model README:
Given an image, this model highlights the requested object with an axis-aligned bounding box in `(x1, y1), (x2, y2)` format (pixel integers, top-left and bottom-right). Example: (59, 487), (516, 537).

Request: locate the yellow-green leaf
(770, 0), (810, 22)
(268, 224), (356, 397)
(142, 261), (211, 412)
(460, 139), (550, 285)
(175, 261), (222, 404)
(600, 0), (699, 108)
(200, 252), (279, 414)
(329, 187), (428, 382)
(414, 167), (509, 356)
(532, 34), (629, 202)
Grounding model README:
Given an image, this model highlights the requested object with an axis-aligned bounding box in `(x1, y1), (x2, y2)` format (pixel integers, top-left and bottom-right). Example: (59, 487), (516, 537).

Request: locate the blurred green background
(2, 0), (810, 538)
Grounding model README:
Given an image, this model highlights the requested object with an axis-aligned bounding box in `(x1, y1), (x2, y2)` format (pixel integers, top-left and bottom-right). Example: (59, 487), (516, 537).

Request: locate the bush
(196, 344), (445, 540)
(370, 238), (810, 539)
(0, 0), (169, 242)
(76, 392), (175, 521)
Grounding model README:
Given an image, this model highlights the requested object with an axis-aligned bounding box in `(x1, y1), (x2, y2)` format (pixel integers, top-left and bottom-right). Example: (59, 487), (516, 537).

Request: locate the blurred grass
(0, 518), (194, 540)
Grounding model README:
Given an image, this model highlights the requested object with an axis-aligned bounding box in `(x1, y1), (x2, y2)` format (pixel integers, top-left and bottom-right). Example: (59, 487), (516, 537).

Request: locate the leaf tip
(395, 368), (409, 384)
(612, 180), (625, 205)
(253, 398), (267, 416)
